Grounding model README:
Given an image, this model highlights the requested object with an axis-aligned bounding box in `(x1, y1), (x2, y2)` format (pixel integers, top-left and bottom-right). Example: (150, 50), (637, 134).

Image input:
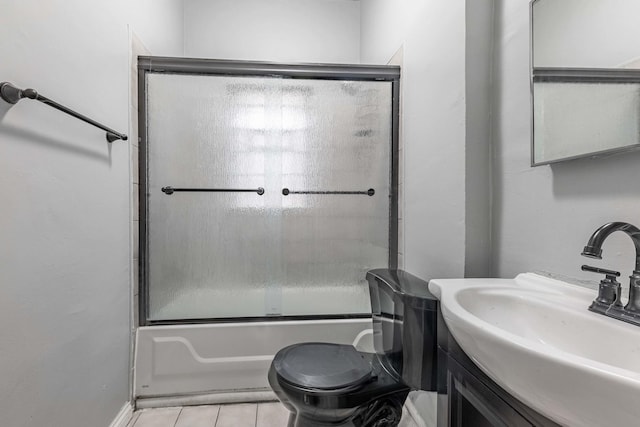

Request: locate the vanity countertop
(429, 273), (640, 427)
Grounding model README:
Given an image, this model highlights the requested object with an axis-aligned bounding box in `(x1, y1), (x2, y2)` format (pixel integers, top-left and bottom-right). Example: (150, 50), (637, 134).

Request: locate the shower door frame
(138, 56), (400, 326)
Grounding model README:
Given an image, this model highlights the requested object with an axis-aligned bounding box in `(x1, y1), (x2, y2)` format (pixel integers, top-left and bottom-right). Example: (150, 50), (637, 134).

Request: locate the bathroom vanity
(436, 308), (558, 427)
(430, 273), (640, 427)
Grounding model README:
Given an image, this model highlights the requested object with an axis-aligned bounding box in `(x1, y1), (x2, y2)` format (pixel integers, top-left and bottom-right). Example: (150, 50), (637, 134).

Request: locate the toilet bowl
(268, 269), (438, 427)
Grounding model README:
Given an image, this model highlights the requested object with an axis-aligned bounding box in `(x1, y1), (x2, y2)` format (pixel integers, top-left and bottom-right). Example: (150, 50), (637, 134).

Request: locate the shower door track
(146, 313), (373, 326)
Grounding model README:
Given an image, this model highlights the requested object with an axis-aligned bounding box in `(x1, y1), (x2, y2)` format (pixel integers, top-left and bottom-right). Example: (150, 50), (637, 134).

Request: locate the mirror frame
(529, 0), (640, 166)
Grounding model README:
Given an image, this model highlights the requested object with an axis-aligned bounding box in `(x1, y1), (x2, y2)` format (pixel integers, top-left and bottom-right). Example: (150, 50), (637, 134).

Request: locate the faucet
(581, 222), (640, 325)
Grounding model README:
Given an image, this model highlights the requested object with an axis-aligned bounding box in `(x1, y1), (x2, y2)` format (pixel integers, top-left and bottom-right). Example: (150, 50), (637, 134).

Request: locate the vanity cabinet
(436, 308), (560, 427)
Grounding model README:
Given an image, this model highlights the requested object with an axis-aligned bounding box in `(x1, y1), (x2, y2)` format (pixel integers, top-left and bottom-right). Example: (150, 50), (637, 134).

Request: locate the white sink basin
(429, 273), (640, 427)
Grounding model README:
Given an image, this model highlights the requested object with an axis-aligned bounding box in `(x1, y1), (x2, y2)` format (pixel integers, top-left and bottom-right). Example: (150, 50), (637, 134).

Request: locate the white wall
(492, 0), (640, 285)
(184, 0), (360, 63)
(465, 0), (494, 277)
(361, 0), (493, 281)
(130, 0), (185, 56)
(0, 1), (182, 426)
(360, 0), (426, 65)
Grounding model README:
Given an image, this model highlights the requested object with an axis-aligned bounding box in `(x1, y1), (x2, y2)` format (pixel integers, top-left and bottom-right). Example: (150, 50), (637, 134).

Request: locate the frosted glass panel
(533, 82), (640, 164)
(146, 73), (392, 320)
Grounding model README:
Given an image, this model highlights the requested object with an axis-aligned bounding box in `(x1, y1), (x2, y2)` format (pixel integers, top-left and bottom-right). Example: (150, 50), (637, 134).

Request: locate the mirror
(531, 0), (640, 165)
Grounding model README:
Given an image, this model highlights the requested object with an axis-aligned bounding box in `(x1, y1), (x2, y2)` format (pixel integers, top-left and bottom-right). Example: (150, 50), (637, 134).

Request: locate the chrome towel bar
(161, 186), (265, 195)
(282, 188), (375, 196)
(0, 81), (128, 142)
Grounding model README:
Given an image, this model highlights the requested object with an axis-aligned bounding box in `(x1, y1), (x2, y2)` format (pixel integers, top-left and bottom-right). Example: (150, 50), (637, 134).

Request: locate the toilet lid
(273, 343), (373, 390)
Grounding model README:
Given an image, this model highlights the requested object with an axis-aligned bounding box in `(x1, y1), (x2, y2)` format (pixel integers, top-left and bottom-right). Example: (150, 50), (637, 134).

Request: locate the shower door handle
(282, 188), (375, 196)
(162, 186), (265, 195)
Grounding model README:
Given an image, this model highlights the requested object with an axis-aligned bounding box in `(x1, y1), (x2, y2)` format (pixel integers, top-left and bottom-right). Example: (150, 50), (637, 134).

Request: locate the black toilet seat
(268, 342), (411, 426)
(272, 343), (373, 390)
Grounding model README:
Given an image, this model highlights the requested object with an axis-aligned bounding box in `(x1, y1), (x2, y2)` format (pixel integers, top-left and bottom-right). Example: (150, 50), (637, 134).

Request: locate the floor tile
(215, 403), (258, 427)
(175, 405), (220, 427)
(126, 412), (141, 427)
(133, 407), (181, 427)
(256, 402), (290, 427)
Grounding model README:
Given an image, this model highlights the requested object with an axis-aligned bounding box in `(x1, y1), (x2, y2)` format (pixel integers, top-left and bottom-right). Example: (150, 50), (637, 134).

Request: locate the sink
(429, 273), (640, 427)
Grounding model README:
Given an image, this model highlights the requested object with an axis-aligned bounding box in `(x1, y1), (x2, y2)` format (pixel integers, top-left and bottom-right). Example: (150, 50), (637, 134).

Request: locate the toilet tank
(366, 269), (438, 391)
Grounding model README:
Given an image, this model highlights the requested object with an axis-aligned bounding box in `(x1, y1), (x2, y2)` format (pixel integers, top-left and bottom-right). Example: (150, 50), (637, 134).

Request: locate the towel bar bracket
(0, 82), (21, 104)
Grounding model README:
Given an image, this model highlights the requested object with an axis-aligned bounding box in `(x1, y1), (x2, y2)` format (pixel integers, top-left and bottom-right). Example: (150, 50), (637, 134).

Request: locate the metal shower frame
(137, 56), (400, 326)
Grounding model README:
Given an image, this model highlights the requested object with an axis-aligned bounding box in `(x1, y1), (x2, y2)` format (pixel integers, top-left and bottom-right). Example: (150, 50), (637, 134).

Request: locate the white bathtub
(134, 319), (373, 403)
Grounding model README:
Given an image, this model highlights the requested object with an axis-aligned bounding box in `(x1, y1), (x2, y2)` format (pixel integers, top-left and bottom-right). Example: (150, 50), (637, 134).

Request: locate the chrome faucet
(581, 222), (640, 326)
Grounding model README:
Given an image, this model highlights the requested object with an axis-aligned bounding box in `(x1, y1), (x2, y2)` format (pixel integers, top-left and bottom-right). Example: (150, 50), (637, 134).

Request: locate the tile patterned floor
(128, 403), (290, 427)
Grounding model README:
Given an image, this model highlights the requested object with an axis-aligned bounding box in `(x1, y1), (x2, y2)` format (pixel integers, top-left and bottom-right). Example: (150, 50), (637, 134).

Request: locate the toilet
(268, 269), (438, 427)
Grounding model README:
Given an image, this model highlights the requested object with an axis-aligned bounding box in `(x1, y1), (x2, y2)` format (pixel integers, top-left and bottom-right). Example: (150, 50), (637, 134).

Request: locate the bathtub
(134, 318), (373, 405)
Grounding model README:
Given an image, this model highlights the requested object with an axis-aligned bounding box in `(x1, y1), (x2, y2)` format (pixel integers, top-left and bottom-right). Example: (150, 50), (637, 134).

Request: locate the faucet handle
(581, 265), (621, 280)
(583, 265), (623, 312)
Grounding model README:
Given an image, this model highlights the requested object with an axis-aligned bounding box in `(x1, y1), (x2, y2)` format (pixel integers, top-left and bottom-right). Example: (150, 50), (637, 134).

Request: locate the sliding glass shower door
(141, 59), (398, 322)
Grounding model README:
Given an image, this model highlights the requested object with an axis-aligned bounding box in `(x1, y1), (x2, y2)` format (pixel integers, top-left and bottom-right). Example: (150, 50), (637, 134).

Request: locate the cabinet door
(448, 357), (533, 427)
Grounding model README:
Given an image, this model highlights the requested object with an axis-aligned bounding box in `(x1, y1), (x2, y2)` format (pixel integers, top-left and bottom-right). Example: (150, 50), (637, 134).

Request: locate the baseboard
(109, 402), (134, 427)
(136, 389), (277, 409)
